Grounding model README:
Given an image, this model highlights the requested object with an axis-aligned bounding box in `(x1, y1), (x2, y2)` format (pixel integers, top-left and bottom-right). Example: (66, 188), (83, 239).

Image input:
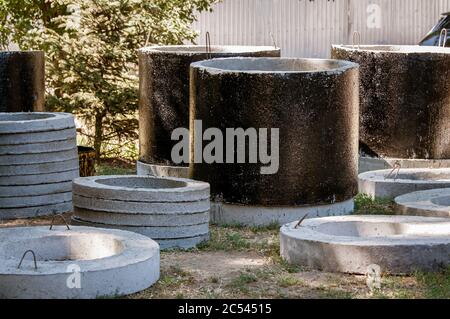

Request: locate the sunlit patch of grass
(415, 267), (450, 299)
(354, 194), (395, 215)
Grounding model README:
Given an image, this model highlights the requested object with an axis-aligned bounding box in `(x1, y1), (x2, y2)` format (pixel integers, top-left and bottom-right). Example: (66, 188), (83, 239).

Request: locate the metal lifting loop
(205, 31), (212, 60)
(294, 213), (309, 229)
(269, 32), (277, 49)
(49, 213), (71, 231)
(386, 161), (401, 180)
(439, 28), (448, 48)
(17, 250), (38, 270)
(352, 31), (361, 49)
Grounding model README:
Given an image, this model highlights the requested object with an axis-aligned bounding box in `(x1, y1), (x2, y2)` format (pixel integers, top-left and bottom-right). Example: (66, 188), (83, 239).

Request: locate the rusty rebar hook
(17, 250), (38, 270)
(205, 31), (212, 60)
(49, 213), (71, 230)
(294, 213), (309, 229)
(385, 161), (401, 180)
(352, 31), (361, 49)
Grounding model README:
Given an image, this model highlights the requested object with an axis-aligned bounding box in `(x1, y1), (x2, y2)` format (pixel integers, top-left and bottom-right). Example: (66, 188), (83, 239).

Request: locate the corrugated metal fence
(191, 0), (450, 57)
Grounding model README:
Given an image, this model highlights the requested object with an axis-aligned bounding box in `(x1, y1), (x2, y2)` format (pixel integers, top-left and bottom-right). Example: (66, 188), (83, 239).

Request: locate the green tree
(0, 0), (217, 160)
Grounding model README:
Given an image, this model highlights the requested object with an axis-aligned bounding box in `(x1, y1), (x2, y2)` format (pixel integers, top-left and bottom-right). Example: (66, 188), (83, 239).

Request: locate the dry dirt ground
(1, 213), (448, 299)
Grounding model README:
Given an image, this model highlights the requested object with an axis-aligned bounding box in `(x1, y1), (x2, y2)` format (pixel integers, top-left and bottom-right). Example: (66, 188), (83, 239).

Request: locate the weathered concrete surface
(0, 181), (72, 197)
(0, 159), (79, 176)
(0, 226), (159, 299)
(0, 148), (78, 165)
(137, 160), (189, 178)
(211, 199), (354, 226)
(359, 156), (450, 173)
(190, 57), (359, 206)
(395, 188), (450, 218)
(73, 175), (210, 202)
(0, 192), (72, 208)
(138, 45), (281, 168)
(358, 168), (450, 199)
(71, 217), (209, 240)
(0, 169), (79, 186)
(0, 112), (75, 134)
(332, 45), (450, 159)
(0, 128), (76, 145)
(0, 138), (77, 155)
(280, 215), (450, 274)
(74, 207), (209, 226)
(0, 51), (45, 113)
(0, 201), (72, 220)
(73, 195), (210, 214)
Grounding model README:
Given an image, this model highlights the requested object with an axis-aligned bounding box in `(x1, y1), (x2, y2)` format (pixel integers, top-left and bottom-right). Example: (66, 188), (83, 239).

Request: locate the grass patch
(228, 272), (258, 292)
(277, 276), (305, 288)
(354, 194), (395, 215)
(415, 267), (450, 299)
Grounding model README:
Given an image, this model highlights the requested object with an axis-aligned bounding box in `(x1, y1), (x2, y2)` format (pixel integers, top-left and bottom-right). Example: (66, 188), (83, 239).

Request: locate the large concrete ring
(0, 182), (73, 197)
(73, 175), (210, 202)
(0, 192), (72, 208)
(359, 156), (450, 174)
(0, 226), (160, 299)
(280, 215), (450, 274)
(0, 112), (75, 134)
(358, 168), (450, 199)
(136, 160), (189, 178)
(210, 199), (354, 226)
(0, 169), (79, 186)
(395, 188), (450, 218)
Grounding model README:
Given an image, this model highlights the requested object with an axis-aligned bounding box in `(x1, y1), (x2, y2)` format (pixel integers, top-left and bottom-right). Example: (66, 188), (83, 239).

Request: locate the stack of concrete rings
(0, 112), (79, 219)
(71, 175), (210, 249)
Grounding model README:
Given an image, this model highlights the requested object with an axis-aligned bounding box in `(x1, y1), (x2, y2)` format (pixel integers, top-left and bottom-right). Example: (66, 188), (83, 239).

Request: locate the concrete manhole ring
(280, 215), (450, 274)
(0, 226), (160, 299)
(358, 168), (450, 199)
(395, 188), (450, 218)
(73, 175), (210, 202)
(0, 112), (75, 134)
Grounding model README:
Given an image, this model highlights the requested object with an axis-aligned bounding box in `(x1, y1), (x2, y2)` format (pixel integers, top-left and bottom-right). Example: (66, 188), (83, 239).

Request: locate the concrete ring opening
(194, 57), (354, 73)
(280, 215), (450, 274)
(141, 45), (280, 55)
(333, 45), (450, 54)
(431, 195), (450, 206)
(0, 226), (160, 299)
(96, 176), (188, 190)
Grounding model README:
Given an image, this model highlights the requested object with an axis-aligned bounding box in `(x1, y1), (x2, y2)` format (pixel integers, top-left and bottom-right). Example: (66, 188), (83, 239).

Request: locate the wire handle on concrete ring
(439, 29), (448, 47)
(352, 31), (361, 49)
(269, 32), (277, 49)
(17, 250), (38, 270)
(294, 214), (309, 229)
(205, 31), (212, 60)
(386, 161), (401, 180)
(49, 214), (70, 231)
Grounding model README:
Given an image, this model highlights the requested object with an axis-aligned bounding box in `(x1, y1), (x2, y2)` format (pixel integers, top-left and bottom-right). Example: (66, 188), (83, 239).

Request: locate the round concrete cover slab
(0, 158), (79, 176)
(74, 207), (209, 226)
(71, 217), (209, 240)
(0, 128), (76, 145)
(0, 181), (73, 197)
(0, 138), (77, 155)
(73, 194), (209, 214)
(0, 226), (160, 299)
(0, 192), (72, 208)
(73, 175), (210, 202)
(137, 160), (189, 178)
(359, 156), (450, 174)
(280, 215), (450, 274)
(0, 169), (79, 185)
(395, 188), (450, 218)
(358, 168), (450, 199)
(0, 201), (72, 220)
(0, 148), (78, 165)
(0, 112), (75, 134)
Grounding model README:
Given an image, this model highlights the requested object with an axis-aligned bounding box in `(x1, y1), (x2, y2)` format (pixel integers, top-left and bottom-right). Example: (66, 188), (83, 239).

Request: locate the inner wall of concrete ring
(189, 58), (360, 206)
(331, 45), (450, 160)
(138, 46), (281, 168)
(0, 51), (45, 113)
